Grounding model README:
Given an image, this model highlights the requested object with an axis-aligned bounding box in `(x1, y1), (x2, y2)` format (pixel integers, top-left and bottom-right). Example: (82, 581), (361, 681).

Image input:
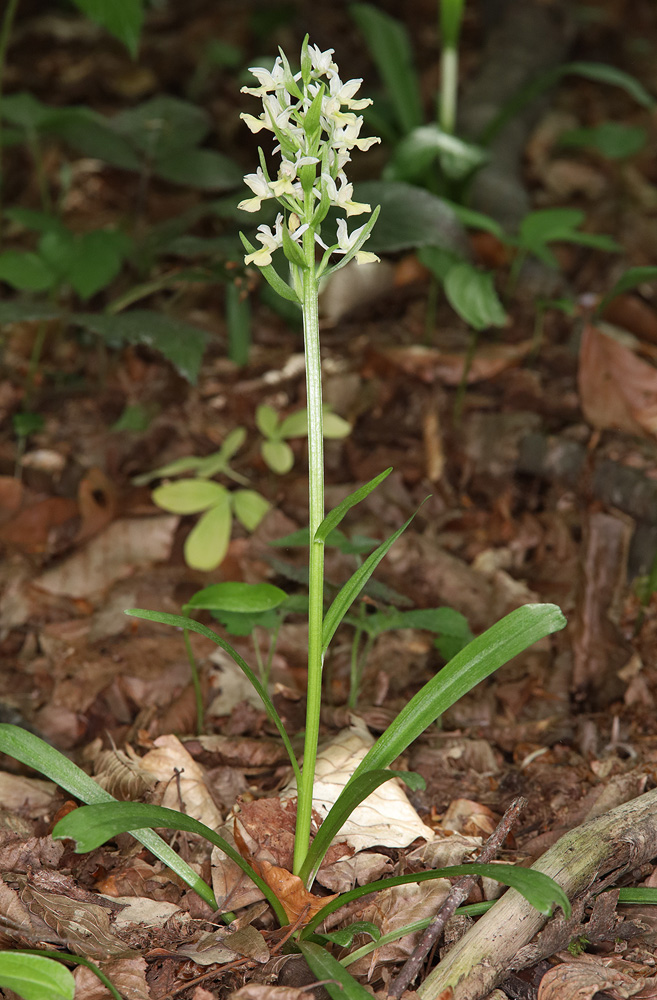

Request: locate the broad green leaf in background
(184, 582), (288, 615)
(302, 603), (567, 885)
(153, 479), (228, 514)
(0, 251), (56, 292)
(0, 725), (216, 908)
(443, 262), (508, 330)
(232, 489), (272, 531)
(262, 439), (295, 475)
(154, 148), (242, 191)
(350, 4), (423, 135)
(516, 209), (620, 268)
(52, 803), (288, 926)
(184, 496), (232, 570)
(352, 182), (469, 255)
(0, 302), (63, 323)
(111, 96), (210, 160)
(559, 121), (647, 160)
(75, 311), (208, 383)
(69, 0), (144, 57)
(0, 953), (75, 1000)
(386, 125), (488, 183)
(124, 610), (301, 780)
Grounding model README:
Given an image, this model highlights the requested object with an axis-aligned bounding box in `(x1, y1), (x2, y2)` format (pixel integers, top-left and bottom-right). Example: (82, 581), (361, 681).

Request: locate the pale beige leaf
(538, 959), (639, 1000)
(578, 323), (657, 438)
(20, 883), (136, 960)
(315, 852), (393, 892)
(282, 717), (434, 851)
(230, 985), (315, 1000)
(140, 734), (222, 829)
(93, 746), (158, 801)
(73, 956), (150, 1000)
(35, 515), (179, 598)
(0, 771), (57, 814)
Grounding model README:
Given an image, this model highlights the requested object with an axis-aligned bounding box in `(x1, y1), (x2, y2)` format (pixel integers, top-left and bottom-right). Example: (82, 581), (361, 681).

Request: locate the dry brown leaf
(73, 956), (150, 1000)
(93, 745), (158, 801)
(578, 323), (657, 437)
(255, 860), (338, 924)
(441, 799), (497, 838)
(76, 467), (120, 543)
(34, 515), (179, 599)
(538, 958), (639, 1000)
(230, 986), (315, 1000)
(0, 771), (57, 814)
(0, 496), (78, 553)
(140, 734), (223, 829)
(315, 852), (393, 893)
(365, 341), (533, 386)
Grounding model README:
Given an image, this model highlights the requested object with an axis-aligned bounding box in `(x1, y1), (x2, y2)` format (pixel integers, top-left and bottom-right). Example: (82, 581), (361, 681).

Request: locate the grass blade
(314, 469), (391, 544)
(299, 941), (374, 1000)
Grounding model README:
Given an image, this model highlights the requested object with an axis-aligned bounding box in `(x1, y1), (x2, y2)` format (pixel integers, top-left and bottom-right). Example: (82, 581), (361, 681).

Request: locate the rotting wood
(416, 786), (657, 1000)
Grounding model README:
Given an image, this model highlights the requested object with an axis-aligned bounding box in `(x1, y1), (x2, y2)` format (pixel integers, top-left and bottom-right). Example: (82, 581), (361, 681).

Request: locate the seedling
(256, 403), (350, 474)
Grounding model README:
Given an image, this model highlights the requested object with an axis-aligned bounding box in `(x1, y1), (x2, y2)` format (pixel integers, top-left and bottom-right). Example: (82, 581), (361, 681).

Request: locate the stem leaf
(315, 468), (392, 543)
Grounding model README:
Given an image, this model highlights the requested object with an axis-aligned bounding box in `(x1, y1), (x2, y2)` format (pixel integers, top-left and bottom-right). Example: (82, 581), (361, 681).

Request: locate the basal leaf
(0, 725), (216, 908)
(444, 262), (508, 330)
(300, 942), (374, 1000)
(52, 803), (288, 926)
(0, 953), (75, 1000)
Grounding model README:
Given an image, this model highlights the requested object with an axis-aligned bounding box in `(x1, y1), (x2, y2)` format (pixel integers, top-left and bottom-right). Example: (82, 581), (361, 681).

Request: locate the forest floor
(2, 1), (657, 998)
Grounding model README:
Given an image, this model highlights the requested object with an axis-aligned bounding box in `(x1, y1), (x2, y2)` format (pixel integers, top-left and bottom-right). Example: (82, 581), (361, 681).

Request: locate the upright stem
(293, 227), (325, 878)
(0, 0), (21, 247)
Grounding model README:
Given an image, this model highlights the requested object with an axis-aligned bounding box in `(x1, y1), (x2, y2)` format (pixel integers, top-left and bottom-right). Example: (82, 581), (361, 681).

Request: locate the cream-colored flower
(334, 218), (379, 265)
(241, 61), (287, 97)
(308, 44), (338, 77)
(320, 173), (370, 217)
(238, 166), (273, 213)
(244, 215), (284, 266)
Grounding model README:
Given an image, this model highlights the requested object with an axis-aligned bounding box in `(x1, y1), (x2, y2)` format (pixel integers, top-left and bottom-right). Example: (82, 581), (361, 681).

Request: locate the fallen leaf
(578, 323), (657, 437)
(255, 860), (338, 924)
(73, 957), (150, 1000)
(538, 958), (638, 1000)
(140, 734), (223, 829)
(282, 717), (434, 852)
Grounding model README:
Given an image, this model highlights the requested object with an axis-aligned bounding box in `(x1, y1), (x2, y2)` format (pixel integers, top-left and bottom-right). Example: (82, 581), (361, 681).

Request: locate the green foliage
(256, 404), (351, 475)
(559, 121), (647, 160)
(68, 0), (144, 58)
(0, 953), (75, 1000)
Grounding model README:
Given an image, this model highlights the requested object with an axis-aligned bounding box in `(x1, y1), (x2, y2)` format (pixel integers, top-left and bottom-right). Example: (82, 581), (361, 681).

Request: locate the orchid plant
(0, 41), (569, 992)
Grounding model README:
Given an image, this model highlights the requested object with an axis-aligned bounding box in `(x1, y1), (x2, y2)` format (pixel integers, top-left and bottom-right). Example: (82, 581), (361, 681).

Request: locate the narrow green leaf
(616, 887), (657, 905)
(53, 802), (289, 926)
(562, 61), (655, 109)
(184, 499), (232, 570)
(315, 469), (391, 544)
(184, 582), (287, 615)
(124, 611), (301, 782)
(132, 456), (205, 486)
(153, 479), (227, 515)
(301, 770), (425, 881)
(323, 922), (381, 948)
(0, 724), (216, 908)
(304, 604), (567, 885)
(302, 861), (571, 938)
(0, 953), (75, 1000)
(282, 223), (309, 269)
(299, 942), (374, 1000)
(322, 507), (423, 655)
(350, 4), (423, 135)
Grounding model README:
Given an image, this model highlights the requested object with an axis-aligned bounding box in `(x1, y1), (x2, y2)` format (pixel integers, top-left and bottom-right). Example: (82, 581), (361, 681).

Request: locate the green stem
(293, 227), (325, 879)
(183, 628), (204, 735)
(439, 45), (459, 134)
(0, 0), (20, 246)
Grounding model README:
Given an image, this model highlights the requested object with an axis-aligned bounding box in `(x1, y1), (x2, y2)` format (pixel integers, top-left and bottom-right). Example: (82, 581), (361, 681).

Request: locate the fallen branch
(416, 787), (657, 1000)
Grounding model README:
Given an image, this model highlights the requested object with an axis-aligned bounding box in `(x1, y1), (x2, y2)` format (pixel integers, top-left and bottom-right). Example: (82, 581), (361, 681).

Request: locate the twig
(387, 796), (527, 999)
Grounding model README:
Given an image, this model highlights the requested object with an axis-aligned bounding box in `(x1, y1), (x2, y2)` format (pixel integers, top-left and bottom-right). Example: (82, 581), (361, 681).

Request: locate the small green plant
(256, 402), (351, 474)
(0, 39), (571, 991)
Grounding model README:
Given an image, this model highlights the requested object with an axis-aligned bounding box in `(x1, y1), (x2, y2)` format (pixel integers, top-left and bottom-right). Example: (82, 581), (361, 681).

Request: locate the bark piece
(416, 787), (657, 1000)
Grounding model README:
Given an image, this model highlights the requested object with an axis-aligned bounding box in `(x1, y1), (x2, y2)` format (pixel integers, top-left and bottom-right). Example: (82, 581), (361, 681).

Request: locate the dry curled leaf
(578, 323), (657, 438)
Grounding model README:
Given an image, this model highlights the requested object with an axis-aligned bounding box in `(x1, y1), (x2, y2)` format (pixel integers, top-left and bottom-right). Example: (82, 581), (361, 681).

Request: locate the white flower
(270, 151), (319, 198)
(334, 218), (379, 265)
(308, 44), (337, 77)
(325, 75), (372, 115)
(332, 116), (380, 152)
(241, 60), (287, 97)
(321, 173), (370, 217)
(244, 215), (284, 266)
(237, 166), (273, 213)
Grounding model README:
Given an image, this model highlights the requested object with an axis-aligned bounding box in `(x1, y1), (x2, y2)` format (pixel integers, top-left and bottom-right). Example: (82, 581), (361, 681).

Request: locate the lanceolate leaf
(52, 803), (288, 926)
(0, 953), (75, 1000)
(0, 725), (217, 909)
(124, 610), (301, 782)
(239, 233), (300, 302)
(301, 769), (425, 882)
(322, 507), (423, 654)
(315, 469), (391, 544)
(302, 604), (566, 885)
(300, 942), (374, 1000)
(300, 862), (571, 939)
